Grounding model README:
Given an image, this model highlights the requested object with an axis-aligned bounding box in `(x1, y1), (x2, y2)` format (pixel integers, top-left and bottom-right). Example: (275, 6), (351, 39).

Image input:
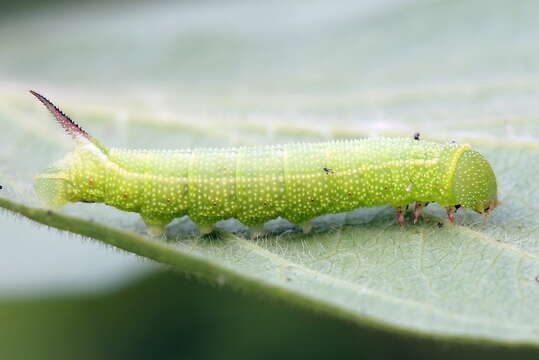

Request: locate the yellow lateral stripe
(105, 157), (439, 185)
(445, 144), (471, 199)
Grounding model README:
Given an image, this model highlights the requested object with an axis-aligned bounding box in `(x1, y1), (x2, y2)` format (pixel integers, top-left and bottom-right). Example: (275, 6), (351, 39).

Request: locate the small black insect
(0, 185), (3, 190)
(323, 167), (335, 174)
(413, 132), (420, 141)
(437, 222), (444, 228)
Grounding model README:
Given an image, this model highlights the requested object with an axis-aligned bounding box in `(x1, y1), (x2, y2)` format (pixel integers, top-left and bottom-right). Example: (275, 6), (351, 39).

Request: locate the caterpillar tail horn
(29, 90), (108, 154)
(30, 91), (109, 208)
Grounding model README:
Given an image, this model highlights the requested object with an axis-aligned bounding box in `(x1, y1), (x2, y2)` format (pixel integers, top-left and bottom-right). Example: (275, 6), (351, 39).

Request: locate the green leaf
(2, 0), (539, 350)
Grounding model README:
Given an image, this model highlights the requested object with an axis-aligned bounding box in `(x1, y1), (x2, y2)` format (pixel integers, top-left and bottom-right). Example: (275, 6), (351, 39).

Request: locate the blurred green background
(2, 0), (539, 358)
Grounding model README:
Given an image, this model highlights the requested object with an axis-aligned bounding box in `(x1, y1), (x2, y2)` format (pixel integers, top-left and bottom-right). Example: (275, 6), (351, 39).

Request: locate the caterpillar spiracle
(30, 91), (499, 237)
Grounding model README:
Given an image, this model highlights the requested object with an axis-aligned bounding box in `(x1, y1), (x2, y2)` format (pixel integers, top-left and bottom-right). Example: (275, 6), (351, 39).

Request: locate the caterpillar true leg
(446, 207), (456, 224)
(396, 207), (406, 227)
(413, 202), (425, 224)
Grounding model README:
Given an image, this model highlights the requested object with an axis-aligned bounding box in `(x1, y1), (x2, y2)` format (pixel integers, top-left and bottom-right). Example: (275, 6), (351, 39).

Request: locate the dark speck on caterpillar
(30, 91), (499, 238)
(323, 167), (335, 174)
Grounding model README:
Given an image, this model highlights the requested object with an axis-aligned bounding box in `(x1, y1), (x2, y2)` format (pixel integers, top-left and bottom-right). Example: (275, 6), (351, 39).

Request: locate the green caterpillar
(31, 91), (498, 237)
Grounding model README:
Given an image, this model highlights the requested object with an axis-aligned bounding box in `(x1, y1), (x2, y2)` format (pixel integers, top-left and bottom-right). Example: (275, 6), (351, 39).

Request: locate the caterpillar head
(452, 149), (499, 215)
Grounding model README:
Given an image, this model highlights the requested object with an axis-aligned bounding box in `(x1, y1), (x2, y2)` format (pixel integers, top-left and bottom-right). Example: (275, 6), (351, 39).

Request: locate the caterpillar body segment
(31, 91), (499, 236)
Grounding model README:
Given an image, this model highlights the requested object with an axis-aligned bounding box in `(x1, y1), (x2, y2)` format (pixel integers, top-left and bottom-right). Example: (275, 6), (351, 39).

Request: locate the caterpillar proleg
(31, 91), (499, 237)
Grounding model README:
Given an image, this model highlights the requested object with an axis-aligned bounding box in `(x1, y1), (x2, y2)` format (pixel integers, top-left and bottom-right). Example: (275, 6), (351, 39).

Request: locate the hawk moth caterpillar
(30, 91), (499, 237)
